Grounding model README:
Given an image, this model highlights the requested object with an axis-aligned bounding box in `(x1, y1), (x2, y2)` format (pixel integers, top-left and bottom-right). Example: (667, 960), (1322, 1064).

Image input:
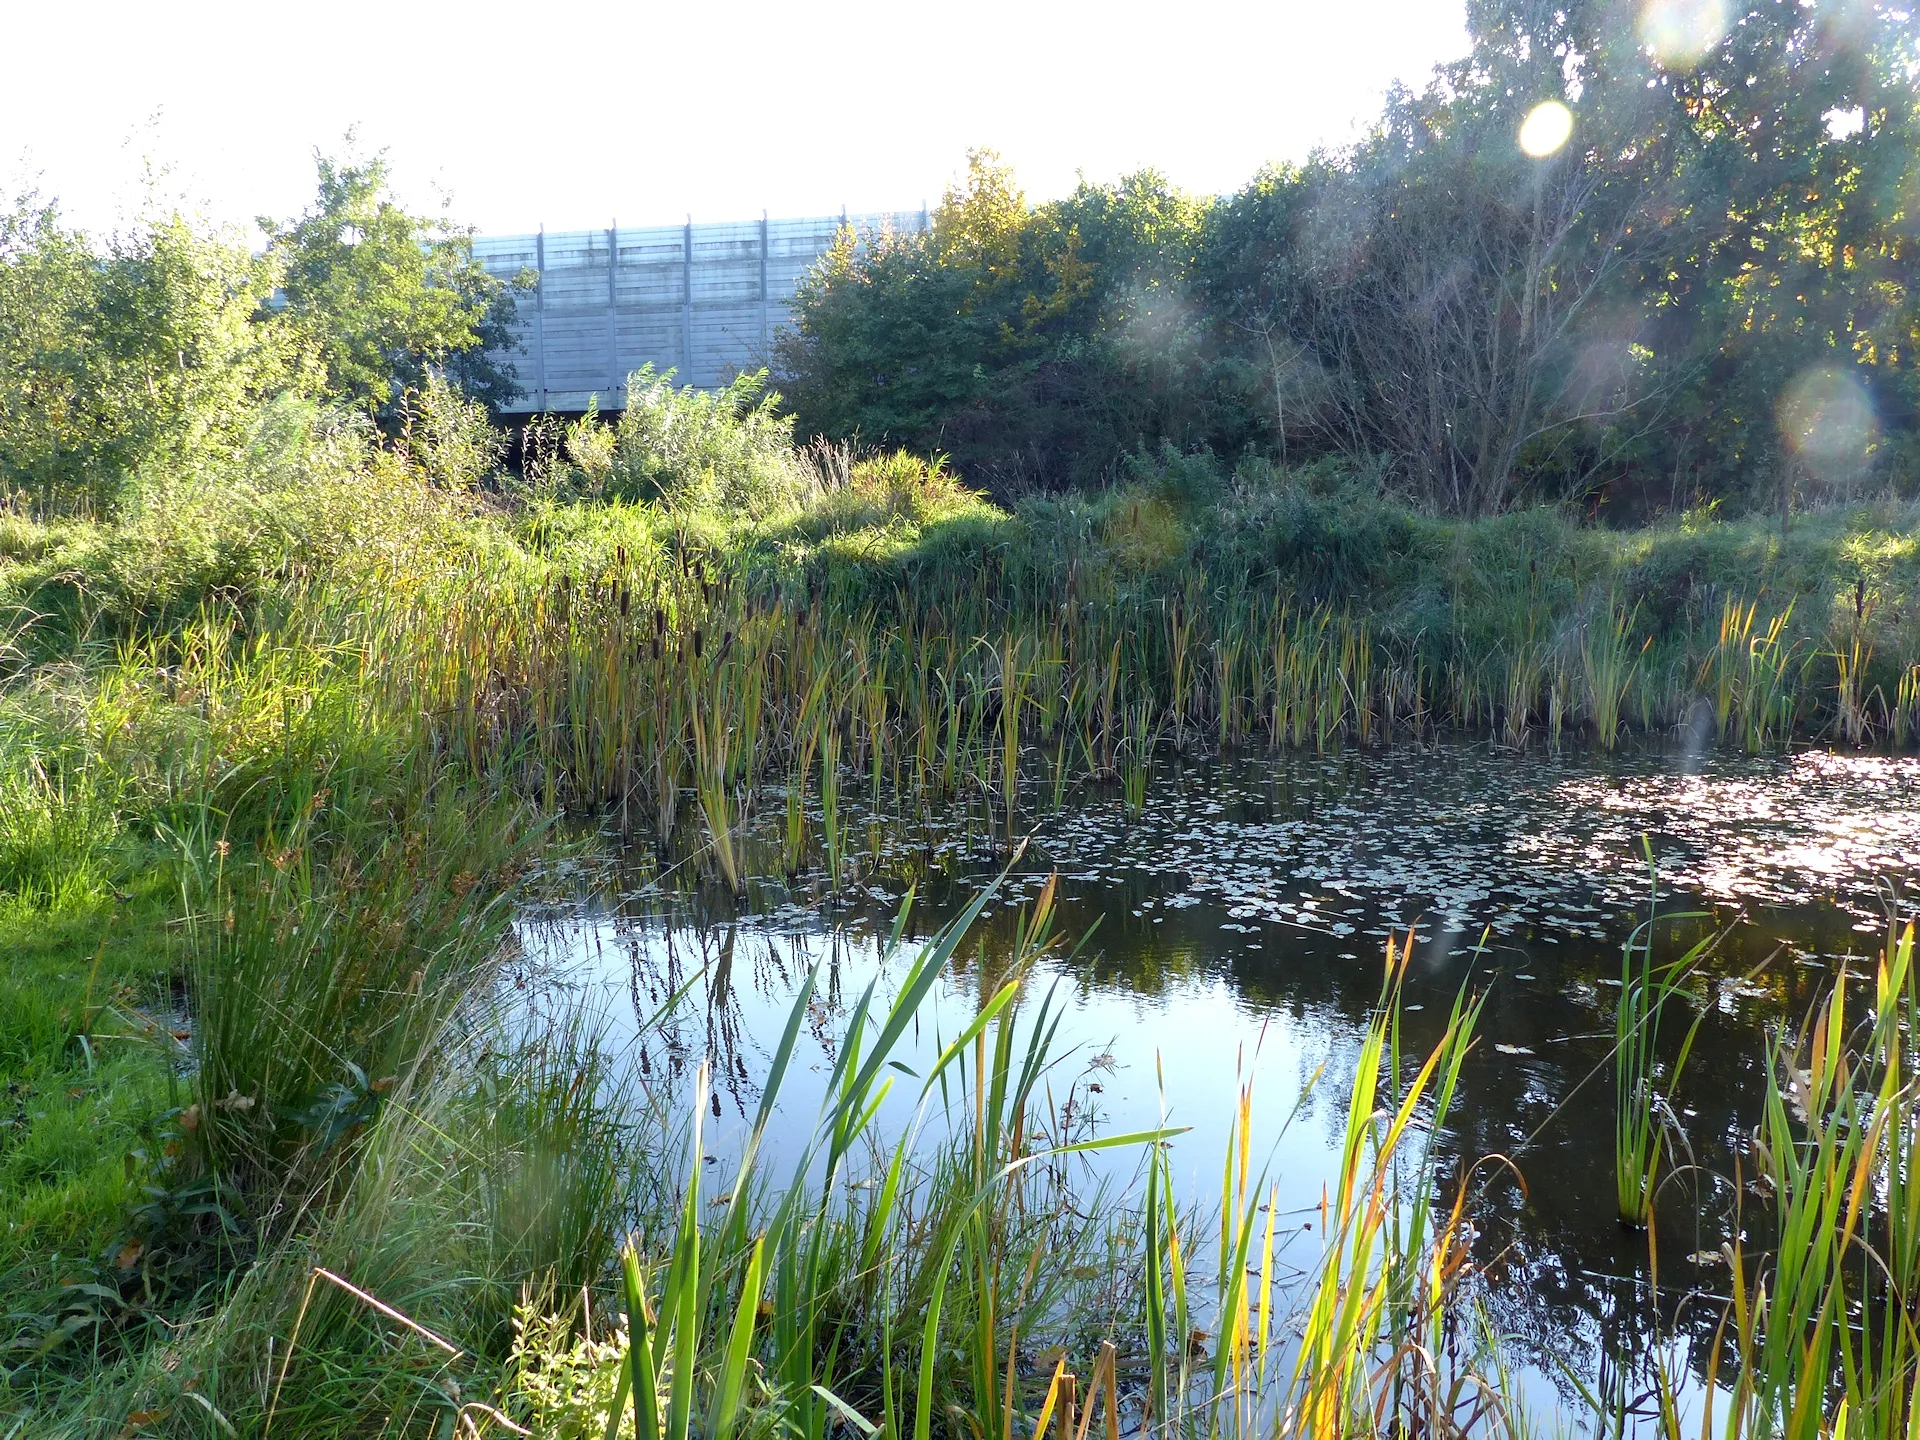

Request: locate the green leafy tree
(1279, 1), (1690, 512)
(779, 3), (1918, 515)
(1639, 0), (1920, 516)
(779, 151), (1219, 489)
(0, 198), (292, 511)
(261, 149), (523, 415)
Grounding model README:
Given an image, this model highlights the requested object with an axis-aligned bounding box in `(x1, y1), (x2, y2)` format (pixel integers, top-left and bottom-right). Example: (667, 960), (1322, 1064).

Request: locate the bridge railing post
(682, 216), (694, 384)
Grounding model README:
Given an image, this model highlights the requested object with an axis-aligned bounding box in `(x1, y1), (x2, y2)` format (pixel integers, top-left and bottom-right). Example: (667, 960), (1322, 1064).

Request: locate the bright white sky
(4, 0), (1469, 241)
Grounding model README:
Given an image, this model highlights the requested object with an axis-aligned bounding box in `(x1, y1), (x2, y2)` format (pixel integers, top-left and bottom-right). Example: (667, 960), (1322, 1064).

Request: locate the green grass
(0, 883), (183, 1376)
(2, 399), (1919, 1437)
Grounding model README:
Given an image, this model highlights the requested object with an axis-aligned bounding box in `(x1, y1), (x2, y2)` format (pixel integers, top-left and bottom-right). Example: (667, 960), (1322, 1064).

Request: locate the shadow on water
(512, 739), (1920, 1415)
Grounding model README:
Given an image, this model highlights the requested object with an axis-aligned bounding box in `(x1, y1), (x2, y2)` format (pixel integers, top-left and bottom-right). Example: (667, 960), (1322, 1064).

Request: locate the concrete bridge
(474, 210), (927, 414)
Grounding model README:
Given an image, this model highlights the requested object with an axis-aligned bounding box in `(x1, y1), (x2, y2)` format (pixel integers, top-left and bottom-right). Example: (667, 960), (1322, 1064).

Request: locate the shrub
(0, 202), (295, 515)
(606, 366), (803, 517)
(395, 373), (507, 491)
(783, 442), (981, 538)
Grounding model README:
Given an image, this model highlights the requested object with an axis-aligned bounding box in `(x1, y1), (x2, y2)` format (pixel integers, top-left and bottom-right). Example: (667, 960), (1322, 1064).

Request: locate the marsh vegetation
(5, 3), (1920, 1433)
(3, 351), (1917, 1436)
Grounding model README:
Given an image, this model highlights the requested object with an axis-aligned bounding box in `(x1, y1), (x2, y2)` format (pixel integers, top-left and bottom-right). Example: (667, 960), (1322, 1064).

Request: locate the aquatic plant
(690, 671), (745, 895)
(1120, 700), (1154, 817)
(1831, 583), (1876, 747)
(255, 474), (1912, 903)
(1580, 594), (1643, 752)
(1651, 919), (1920, 1440)
(1894, 664), (1920, 749)
(586, 911), (1503, 1440)
(1282, 941), (1494, 1439)
(1499, 636), (1547, 751)
(1612, 849), (1710, 1230)
(1703, 597), (1801, 753)
(588, 872), (1173, 1440)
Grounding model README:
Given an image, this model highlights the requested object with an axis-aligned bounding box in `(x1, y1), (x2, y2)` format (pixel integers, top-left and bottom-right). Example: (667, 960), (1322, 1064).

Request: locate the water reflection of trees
(1102, 892), (1882, 1406)
(519, 753), (1913, 1414)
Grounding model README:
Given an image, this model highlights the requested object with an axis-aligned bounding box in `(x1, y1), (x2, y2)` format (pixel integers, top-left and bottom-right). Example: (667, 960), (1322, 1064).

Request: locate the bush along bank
(2, 372), (1918, 1435)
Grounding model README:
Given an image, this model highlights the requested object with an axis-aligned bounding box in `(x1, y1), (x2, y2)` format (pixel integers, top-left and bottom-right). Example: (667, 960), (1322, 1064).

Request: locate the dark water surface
(514, 742), (1920, 1412)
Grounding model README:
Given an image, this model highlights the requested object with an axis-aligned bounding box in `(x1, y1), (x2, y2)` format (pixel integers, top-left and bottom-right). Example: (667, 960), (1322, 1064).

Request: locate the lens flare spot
(1637, 0), (1731, 69)
(1518, 101), (1574, 158)
(1777, 366), (1879, 480)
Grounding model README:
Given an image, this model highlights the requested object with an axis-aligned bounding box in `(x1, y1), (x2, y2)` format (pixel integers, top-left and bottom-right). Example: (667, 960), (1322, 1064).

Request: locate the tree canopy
(260, 150), (524, 414)
(0, 201), (291, 510)
(778, 0), (1920, 515)
(0, 148), (523, 510)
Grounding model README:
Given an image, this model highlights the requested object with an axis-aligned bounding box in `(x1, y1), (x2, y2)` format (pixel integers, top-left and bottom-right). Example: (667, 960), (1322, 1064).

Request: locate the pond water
(513, 741), (1920, 1415)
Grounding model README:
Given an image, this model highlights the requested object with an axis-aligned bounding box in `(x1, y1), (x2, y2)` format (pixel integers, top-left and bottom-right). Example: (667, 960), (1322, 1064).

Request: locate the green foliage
(1, 109), (1918, 1427)
(0, 883), (183, 1366)
(396, 371), (508, 490)
(777, 443), (980, 541)
(0, 200), (293, 513)
(0, 758), (123, 908)
(0, 372), (1915, 1436)
(260, 148), (523, 414)
(0, 412), (484, 652)
(0, 146), (522, 516)
(599, 365), (804, 516)
(779, 151), (1219, 490)
(780, 4), (1920, 515)
(511, 1304), (633, 1438)
(180, 779), (532, 1200)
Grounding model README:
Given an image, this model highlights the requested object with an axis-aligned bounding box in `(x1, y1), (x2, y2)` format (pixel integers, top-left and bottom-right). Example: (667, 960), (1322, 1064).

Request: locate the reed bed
(339, 517), (1919, 892)
(1623, 919), (1920, 1440)
(7, 424), (1920, 1436)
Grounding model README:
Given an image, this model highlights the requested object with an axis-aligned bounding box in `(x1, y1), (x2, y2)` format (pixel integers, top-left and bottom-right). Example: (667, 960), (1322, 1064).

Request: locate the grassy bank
(343, 447), (1920, 875)
(2, 379), (1919, 1435)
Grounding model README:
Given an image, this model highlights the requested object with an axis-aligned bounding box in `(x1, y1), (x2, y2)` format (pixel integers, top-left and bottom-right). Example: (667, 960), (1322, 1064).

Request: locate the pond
(513, 741), (1920, 1417)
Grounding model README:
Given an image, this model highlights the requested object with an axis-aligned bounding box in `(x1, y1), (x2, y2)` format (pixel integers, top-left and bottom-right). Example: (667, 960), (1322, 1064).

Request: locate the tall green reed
(1612, 848), (1710, 1230)
(1679, 920), (1920, 1440)
(1581, 595), (1643, 752)
(599, 870), (1179, 1440)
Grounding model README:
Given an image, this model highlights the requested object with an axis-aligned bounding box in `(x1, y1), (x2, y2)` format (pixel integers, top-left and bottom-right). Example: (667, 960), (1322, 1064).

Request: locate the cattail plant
(1831, 581), (1875, 746)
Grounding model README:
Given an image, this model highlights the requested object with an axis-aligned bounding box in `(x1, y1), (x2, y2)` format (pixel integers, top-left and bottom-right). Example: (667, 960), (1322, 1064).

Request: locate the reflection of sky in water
(514, 742), (1919, 1429)
(512, 909), (1347, 1212)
